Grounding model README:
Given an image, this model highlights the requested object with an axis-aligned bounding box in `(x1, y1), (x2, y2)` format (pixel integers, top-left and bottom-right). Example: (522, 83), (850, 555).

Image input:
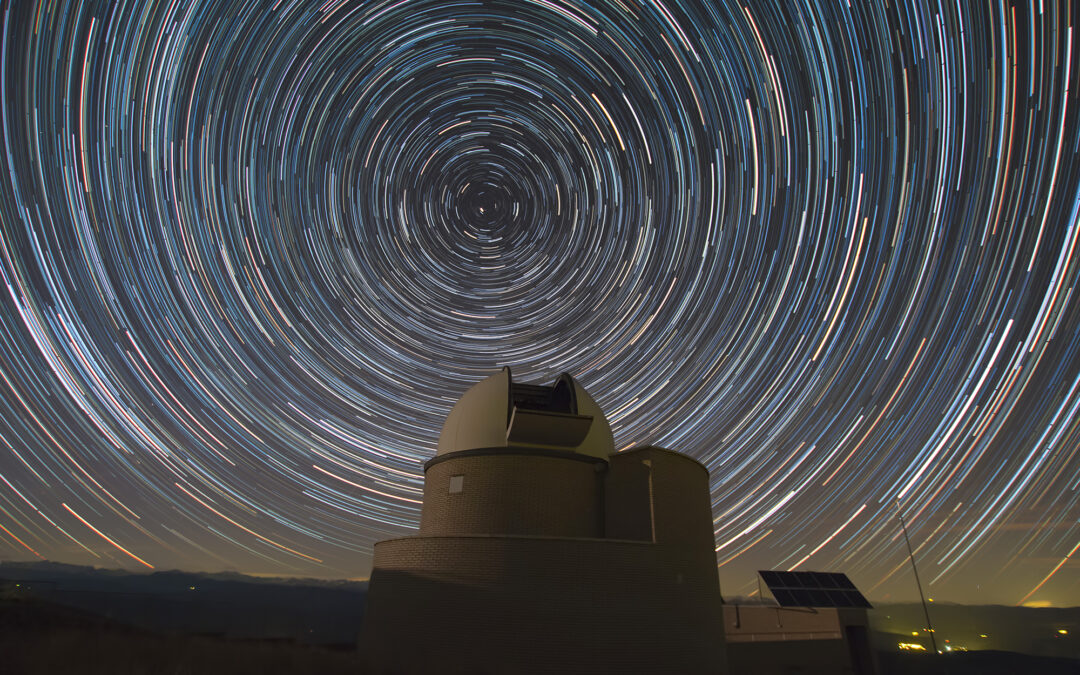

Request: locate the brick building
(359, 367), (726, 674)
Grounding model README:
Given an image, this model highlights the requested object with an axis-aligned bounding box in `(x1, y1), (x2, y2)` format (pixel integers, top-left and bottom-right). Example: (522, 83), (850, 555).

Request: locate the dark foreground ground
(0, 598), (364, 675)
(4, 597), (1078, 675)
(875, 649), (1079, 675)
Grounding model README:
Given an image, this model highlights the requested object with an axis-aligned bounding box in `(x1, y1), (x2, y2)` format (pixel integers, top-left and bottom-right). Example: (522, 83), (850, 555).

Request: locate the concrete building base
(360, 535), (726, 674)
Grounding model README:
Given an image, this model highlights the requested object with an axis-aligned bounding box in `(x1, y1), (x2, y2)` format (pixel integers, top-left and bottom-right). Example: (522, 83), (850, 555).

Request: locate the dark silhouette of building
(360, 367), (725, 674)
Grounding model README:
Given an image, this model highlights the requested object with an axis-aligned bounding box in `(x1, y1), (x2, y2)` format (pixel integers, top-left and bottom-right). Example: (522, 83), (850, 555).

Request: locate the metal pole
(897, 500), (938, 653)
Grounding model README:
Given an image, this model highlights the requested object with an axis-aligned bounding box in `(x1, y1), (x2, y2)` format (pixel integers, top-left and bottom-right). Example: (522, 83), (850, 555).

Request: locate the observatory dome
(436, 367), (614, 459)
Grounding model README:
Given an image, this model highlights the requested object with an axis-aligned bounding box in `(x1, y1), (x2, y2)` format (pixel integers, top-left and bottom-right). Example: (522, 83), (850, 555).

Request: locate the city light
(898, 643), (926, 651)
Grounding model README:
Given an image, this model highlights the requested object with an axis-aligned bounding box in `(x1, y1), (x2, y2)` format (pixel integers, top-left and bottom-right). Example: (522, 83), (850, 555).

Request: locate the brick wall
(604, 454), (653, 541)
(361, 535), (725, 674)
(605, 447), (719, 586)
(420, 453), (603, 538)
(619, 447), (718, 577)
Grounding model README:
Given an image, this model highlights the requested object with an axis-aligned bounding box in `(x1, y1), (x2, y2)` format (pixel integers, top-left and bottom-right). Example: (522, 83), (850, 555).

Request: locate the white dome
(436, 367), (614, 459)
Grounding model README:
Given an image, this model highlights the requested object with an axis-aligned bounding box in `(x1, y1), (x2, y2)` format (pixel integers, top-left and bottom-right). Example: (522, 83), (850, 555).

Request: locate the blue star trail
(0, 0), (1078, 605)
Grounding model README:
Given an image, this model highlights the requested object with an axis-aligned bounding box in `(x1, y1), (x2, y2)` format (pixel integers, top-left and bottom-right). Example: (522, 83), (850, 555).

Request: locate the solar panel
(758, 570), (872, 608)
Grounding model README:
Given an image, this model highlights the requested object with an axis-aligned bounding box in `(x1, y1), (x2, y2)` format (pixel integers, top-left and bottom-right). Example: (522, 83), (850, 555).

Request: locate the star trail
(0, 0), (1078, 605)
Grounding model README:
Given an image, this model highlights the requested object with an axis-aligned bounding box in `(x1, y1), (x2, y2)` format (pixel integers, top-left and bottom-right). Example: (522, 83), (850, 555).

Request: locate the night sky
(0, 0), (1078, 606)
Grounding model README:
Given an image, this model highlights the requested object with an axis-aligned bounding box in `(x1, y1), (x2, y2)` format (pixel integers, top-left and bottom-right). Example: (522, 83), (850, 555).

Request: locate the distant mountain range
(868, 600), (1077, 660)
(0, 560), (367, 646)
(0, 560), (368, 590)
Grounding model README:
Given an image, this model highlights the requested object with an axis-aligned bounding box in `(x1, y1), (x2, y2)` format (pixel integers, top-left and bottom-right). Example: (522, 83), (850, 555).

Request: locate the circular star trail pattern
(1, 1), (1079, 604)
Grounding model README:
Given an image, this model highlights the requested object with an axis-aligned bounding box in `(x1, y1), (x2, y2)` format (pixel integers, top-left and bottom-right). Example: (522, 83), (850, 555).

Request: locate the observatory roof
(436, 367), (614, 459)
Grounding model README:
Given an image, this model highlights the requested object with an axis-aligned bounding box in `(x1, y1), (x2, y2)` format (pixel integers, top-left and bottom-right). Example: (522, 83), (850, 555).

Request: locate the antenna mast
(896, 500), (938, 653)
